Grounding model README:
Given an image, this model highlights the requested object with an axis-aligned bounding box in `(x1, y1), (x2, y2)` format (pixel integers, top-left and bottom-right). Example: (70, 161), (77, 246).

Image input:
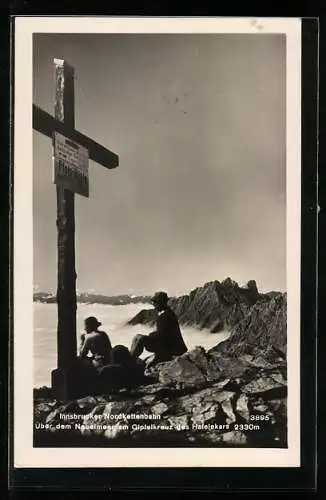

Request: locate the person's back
(85, 330), (112, 362)
(79, 316), (112, 367)
(154, 306), (187, 359)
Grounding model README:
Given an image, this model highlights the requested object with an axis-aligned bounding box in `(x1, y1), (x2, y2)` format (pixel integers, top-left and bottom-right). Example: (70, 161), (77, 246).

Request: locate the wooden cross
(33, 59), (119, 399)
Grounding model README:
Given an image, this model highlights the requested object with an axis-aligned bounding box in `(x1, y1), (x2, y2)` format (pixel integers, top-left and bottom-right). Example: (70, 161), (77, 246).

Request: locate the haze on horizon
(33, 33), (286, 297)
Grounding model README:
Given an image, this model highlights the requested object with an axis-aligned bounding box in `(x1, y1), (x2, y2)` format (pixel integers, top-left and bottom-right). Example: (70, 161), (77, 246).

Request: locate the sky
(33, 33), (286, 296)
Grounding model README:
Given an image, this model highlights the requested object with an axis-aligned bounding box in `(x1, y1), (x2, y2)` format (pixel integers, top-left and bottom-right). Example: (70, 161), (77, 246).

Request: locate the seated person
(130, 291), (188, 365)
(97, 345), (145, 390)
(79, 316), (112, 370)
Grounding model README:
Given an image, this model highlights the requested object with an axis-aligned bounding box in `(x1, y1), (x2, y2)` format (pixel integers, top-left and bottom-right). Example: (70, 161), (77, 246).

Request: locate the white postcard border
(13, 16), (301, 468)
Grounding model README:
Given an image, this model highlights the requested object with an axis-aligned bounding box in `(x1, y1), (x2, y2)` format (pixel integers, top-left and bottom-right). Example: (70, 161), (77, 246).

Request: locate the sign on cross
(33, 59), (119, 399)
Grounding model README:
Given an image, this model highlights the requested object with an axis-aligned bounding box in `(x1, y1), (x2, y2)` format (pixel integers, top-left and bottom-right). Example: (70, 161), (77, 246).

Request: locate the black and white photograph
(13, 17), (301, 468)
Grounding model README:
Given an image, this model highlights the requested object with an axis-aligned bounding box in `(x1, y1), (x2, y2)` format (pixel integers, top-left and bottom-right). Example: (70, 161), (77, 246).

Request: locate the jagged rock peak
(220, 277), (239, 288)
(127, 277), (269, 332)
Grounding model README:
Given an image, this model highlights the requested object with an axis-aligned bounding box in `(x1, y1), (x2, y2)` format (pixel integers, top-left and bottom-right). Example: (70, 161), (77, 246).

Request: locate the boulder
(146, 347), (257, 389)
(241, 373), (285, 395)
(75, 396), (99, 408)
(148, 348), (209, 388)
(235, 394), (250, 421)
(221, 399), (237, 424)
(221, 430), (248, 445)
(157, 357), (207, 387)
(191, 403), (221, 425)
(127, 308), (156, 326)
(151, 402), (169, 416)
(168, 414), (189, 429)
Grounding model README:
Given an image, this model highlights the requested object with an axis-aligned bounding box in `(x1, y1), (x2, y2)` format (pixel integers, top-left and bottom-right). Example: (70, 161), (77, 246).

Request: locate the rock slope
(34, 346), (287, 447)
(211, 292), (287, 357)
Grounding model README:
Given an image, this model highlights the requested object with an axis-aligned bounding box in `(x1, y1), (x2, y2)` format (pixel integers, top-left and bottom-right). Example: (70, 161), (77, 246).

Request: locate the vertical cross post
(51, 60), (78, 400)
(34, 57), (119, 399)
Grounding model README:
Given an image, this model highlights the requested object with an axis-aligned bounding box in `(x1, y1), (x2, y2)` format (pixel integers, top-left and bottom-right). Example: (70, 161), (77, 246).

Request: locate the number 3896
(250, 415), (270, 421)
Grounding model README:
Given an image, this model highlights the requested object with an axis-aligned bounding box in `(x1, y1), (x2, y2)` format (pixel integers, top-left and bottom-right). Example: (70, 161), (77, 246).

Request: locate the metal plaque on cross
(53, 131), (90, 198)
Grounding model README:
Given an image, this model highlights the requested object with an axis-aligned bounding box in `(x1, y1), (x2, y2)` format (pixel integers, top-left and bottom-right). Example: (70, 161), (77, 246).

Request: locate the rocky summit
(127, 277), (281, 333)
(34, 280), (287, 448)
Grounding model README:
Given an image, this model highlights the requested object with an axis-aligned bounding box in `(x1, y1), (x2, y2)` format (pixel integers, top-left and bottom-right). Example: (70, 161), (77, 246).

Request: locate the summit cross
(33, 59), (119, 398)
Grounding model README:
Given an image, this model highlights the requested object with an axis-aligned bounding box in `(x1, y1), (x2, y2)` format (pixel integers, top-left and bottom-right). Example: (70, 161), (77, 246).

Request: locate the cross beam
(33, 105), (119, 170)
(33, 59), (119, 399)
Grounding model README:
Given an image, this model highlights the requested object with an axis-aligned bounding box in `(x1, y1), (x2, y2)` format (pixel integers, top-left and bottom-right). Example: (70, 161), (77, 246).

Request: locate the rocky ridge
(127, 278), (281, 334)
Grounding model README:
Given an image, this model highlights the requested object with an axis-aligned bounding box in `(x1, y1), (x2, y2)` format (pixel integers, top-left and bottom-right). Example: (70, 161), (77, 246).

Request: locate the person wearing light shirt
(79, 316), (112, 369)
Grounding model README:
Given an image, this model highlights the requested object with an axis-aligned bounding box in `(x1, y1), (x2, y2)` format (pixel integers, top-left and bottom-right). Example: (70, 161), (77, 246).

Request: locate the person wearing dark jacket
(130, 291), (188, 364)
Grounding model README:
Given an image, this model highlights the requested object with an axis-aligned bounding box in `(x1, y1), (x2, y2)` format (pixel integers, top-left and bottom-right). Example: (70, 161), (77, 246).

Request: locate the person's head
(84, 316), (102, 333)
(151, 291), (169, 311)
(111, 345), (131, 366)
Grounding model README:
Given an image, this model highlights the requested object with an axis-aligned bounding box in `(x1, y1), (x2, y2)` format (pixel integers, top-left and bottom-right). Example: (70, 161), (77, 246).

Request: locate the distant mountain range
(33, 291), (151, 305)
